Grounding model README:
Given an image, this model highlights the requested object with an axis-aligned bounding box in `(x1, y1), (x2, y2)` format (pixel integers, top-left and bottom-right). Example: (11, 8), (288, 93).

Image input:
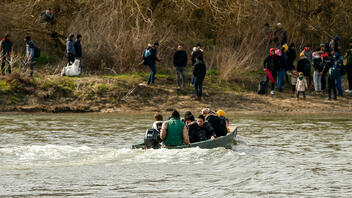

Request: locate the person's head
(46, 9), (52, 14)
(270, 48), (276, 56)
(184, 111), (193, 118)
(171, 110), (180, 119)
(276, 22), (282, 29)
(201, 108), (210, 117)
(153, 41), (159, 48)
(24, 35), (31, 42)
(4, 34), (10, 40)
(76, 34), (82, 41)
(320, 44), (325, 51)
(196, 43), (201, 50)
(147, 43), (152, 48)
(330, 49), (335, 55)
(69, 33), (75, 41)
(264, 23), (270, 28)
(177, 45), (183, 51)
(196, 56), (203, 62)
(304, 44), (311, 51)
(289, 43), (295, 49)
(184, 114), (195, 126)
(299, 52), (305, 59)
(282, 44), (289, 52)
(333, 36), (339, 41)
(217, 109), (226, 117)
(197, 115), (205, 127)
(154, 113), (163, 121)
(299, 72), (304, 77)
(275, 49), (282, 57)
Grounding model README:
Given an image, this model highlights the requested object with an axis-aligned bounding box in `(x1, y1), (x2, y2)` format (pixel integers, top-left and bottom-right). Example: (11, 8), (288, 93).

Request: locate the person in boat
(217, 109), (230, 133)
(183, 111), (195, 126)
(202, 108), (227, 137)
(152, 113), (163, 132)
(160, 110), (191, 146)
(188, 115), (216, 143)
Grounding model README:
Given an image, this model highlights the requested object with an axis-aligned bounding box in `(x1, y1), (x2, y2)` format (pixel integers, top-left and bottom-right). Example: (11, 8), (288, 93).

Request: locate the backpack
(329, 65), (338, 79)
(142, 48), (151, 65)
(33, 45), (41, 58)
(257, 81), (267, 95)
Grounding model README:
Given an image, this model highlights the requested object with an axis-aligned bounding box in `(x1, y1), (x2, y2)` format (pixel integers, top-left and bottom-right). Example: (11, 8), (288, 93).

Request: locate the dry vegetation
(1, 0), (352, 80)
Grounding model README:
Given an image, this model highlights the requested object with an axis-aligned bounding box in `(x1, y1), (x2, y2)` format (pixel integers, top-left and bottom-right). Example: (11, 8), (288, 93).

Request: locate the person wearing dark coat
(273, 23), (287, 48)
(173, 45), (188, 88)
(146, 42), (160, 85)
(188, 115), (216, 143)
(66, 34), (75, 65)
(321, 57), (336, 100)
(297, 52), (311, 83)
(74, 34), (83, 73)
(193, 56), (206, 100)
(204, 112), (227, 138)
(345, 39), (352, 93)
(1, 34), (13, 75)
(263, 48), (281, 94)
(287, 43), (296, 71)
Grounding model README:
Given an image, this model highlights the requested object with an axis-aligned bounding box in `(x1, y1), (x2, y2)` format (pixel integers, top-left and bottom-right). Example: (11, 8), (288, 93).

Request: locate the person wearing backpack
(1, 34), (13, 75)
(322, 56), (337, 100)
(312, 52), (323, 92)
(24, 36), (36, 77)
(345, 39), (352, 93)
(143, 42), (160, 85)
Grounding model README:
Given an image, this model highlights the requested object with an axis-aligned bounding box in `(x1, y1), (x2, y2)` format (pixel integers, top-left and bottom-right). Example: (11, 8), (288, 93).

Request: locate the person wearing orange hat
(217, 110), (230, 133)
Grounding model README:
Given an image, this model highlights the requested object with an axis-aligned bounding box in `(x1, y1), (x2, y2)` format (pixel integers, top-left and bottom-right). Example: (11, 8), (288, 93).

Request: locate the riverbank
(1, 72), (352, 114)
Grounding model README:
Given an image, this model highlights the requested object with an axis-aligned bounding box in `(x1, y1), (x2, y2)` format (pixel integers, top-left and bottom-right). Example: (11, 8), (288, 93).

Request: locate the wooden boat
(131, 127), (237, 149)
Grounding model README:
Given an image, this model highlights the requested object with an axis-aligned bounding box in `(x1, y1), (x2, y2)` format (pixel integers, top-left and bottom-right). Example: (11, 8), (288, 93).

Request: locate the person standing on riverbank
(173, 45), (188, 88)
(193, 56), (206, 100)
(24, 36), (35, 77)
(322, 56), (337, 100)
(66, 34), (75, 65)
(160, 110), (190, 147)
(263, 48), (280, 95)
(191, 43), (203, 85)
(1, 34), (13, 75)
(345, 39), (352, 93)
(296, 72), (308, 100)
(74, 34), (83, 74)
(146, 42), (160, 85)
(273, 23), (287, 47)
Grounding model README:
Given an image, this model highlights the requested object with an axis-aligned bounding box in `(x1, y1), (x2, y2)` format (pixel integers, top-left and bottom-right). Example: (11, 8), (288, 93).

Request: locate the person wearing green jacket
(160, 110), (191, 147)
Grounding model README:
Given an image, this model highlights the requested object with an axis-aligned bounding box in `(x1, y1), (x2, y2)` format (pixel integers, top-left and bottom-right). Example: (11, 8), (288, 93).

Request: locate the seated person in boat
(217, 109), (230, 133)
(202, 108), (227, 137)
(160, 110), (191, 146)
(152, 113), (163, 132)
(189, 115), (216, 143)
(183, 111), (195, 126)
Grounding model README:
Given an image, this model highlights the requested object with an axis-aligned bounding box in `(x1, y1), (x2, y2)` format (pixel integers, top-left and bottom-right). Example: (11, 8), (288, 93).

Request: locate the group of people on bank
(263, 22), (352, 100)
(151, 109), (229, 147)
(143, 43), (206, 100)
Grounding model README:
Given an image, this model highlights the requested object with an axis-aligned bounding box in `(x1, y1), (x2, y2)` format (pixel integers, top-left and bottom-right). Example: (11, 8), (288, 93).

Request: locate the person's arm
(160, 122), (168, 140)
(182, 125), (191, 145)
(263, 57), (268, 70)
(208, 125), (216, 140)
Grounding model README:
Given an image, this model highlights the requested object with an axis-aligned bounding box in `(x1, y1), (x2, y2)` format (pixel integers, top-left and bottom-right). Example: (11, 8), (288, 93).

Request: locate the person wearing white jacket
(296, 72), (308, 100)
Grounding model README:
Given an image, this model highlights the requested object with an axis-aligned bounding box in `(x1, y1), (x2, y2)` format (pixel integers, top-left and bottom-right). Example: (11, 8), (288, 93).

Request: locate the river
(0, 113), (351, 197)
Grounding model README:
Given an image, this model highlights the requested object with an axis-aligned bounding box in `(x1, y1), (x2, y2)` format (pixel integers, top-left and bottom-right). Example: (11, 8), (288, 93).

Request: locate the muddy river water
(0, 113), (351, 197)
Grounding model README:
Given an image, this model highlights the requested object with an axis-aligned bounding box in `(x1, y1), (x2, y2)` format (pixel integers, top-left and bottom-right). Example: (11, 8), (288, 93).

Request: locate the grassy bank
(0, 70), (352, 114)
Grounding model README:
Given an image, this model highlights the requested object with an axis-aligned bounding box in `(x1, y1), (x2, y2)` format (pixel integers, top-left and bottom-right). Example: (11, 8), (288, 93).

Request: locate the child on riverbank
(296, 72), (308, 100)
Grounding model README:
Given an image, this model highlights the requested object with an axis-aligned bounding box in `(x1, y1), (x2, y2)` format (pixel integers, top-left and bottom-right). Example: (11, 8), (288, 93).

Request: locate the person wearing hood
(296, 72), (308, 100)
(329, 36), (340, 53)
(24, 36), (35, 77)
(66, 34), (76, 65)
(173, 45), (188, 88)
(74, 34), (83, 73)
(345, 39), (352, 93)
(193, 56), (206, 100)
(1, 34), (13, 75)
(297, 52), (311, 87)
(263, 48), (280, 95)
